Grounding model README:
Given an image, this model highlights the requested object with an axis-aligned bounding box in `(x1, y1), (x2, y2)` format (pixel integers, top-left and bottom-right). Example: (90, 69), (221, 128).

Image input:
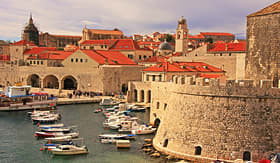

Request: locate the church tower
(175, 16), (188, 55)
(22, 14), (39, 45)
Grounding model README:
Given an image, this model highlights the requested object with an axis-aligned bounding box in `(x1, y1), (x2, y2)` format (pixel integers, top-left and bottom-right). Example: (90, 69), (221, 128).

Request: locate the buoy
(106, 127), (109, 130)
(34, 134), (38, 137)
(48, 148), (51, 151)
(40, 148), (43, 151)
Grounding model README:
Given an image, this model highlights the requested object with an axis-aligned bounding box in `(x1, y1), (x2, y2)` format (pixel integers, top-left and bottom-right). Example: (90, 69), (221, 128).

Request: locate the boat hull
(52, 150), (88, 155)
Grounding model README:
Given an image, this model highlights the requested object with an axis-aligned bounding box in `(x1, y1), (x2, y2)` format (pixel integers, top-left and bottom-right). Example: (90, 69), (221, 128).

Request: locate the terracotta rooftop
(88, 29), (123, 35)
(143, 62), (224, 73)
(208, 42), (246, 52)
(27, 50), (73, 60)
(12, 40), (36, 46)
(81, 50), (136, 65)
(110, 39), (151, 51)
(139, 56), (167, 63)
(24, 47), (57, 55)
(248, 1), (280, 17)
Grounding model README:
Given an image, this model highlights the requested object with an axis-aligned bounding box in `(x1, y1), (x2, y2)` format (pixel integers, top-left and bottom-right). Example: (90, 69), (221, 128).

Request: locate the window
(243, 151), (251, 161)
(163, 139), (168, 147)
(152, 75), (156, 81)
(139, 55), (142, 60)
(229, 53), (232, 56)
(220, 53), (222, 56)
(101, 45), (104, 48)
(128, 55), (133, 59)
(33, 61), (36, 64)
(30, 61), (32, 64)
(195, 146), (202, 155)
(156, 102), (160, 109)
(41, 61), (43, 65)
(80, 58), (83, 62)
(144, 55), (147, 59)
(105, 45), (107, 48)
(76, 58), (78, 62)
(164, 103), (167, 110)
(37, 61), (39, 65)
(90, 46), (94, 49)
(146, 75), (149, 81)
(125, 45), (128, 48)
(71, 58), (74, 62)
(85, 59), (88, 62)
(159, 75), (162, 82)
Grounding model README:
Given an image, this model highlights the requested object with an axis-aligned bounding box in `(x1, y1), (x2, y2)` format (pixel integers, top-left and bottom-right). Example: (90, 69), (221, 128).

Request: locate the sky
(0, 0), (277, 41)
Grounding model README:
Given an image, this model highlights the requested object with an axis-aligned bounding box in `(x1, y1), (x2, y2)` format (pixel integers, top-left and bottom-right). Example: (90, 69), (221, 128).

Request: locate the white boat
(50, 145), (88, 155)
(45, 136), (72, 142)
(35, 131), (79, 138)
(38, 123), (64, 128)
(99, 98), (119, 106)
(104, 105), (119, 112)
(118, 118), (140, 132)
(99, 134), (136, 140)
(40, 127), (72, 133)
(131, 125), (157, 135)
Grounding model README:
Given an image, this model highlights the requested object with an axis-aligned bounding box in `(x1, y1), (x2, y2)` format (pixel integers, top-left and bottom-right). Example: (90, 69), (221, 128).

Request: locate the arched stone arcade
(26, 74), (40, 87)
(43, 75), (59, 89)
(61, 75), (77, 90)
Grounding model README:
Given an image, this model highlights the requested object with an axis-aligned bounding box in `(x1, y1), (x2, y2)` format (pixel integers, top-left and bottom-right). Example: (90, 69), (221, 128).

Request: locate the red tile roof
(248, 1), (280, 17)
(208, 42), (246, 52)
(200, 32), (234, 36)
(143, 62), (224, 73)
(27, 51), (73, 60)
(137, 41), (161, 46)
(12, 40), (36, 46)
(139, 56), (167, 63)
(109, 39), (151, 51)
(96, 50), (136, 65)
(88, 29), (123, 35)
(81, 50), (136, 65)
(80, 39), (117, 45)
(24, 47), (57, 55)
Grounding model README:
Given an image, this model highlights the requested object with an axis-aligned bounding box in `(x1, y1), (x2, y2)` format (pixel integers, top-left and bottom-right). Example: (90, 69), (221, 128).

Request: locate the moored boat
(35, 131), (79, 138)
(50, 145), (88, 155)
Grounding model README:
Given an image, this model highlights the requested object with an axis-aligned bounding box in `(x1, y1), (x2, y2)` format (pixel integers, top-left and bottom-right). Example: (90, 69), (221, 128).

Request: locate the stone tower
(22, 14), (39, 46)
(175, 16), (188, 55)
(246, 1), (280, 85)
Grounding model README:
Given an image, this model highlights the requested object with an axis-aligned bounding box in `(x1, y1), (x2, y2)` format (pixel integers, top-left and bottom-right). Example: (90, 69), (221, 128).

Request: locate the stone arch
(243, 151), (251, 161)
(163, 139), (168, 147)
(61, 75), (78, 90)
(134, 89), (138, 102)
(154, 118), (161, 128)
(43, 75), (59, 89)
(195, 146), (202, 155)
(140, 90), (145, 102)
(26, 74), (40, 87)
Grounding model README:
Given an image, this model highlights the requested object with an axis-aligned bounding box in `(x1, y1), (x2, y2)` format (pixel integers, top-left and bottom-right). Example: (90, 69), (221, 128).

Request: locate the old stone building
(39, 33), (82, 47)
(246, 1), (280, 85)
(21, 14), (39, 46)
(81, 26), (124, 41)
(200, 32), (235, 43)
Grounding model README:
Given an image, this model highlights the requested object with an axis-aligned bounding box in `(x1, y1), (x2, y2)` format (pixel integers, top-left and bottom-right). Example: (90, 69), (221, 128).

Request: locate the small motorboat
(50, 145), (88, 155)
(40, 127), (72, 133)
(99, 134), (136, 140)
(35, 131), (79, 138)
(38, 123), (64, 128)
(99, 98), (119, 106)
(45, 136), (72, 142)
(41, 141), (73, 151)
(131, 125), (156, 135)
(93, 108), (103, 113)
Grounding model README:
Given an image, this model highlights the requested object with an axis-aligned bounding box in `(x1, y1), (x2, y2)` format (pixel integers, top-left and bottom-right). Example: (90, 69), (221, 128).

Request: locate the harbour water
(0, 103), (164, 163)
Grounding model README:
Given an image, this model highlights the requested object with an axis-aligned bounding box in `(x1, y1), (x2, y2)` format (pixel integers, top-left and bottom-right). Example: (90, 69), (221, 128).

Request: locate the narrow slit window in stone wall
(195, 146), (202, 155)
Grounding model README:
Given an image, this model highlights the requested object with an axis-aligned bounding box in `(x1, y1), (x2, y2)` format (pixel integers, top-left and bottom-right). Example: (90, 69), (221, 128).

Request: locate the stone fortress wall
(0, 64), (143, 96)
(128, 78), (280, 162)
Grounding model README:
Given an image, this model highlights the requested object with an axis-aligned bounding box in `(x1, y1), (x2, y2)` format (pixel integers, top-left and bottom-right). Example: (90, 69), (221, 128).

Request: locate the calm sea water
(0, 104), (164, 163)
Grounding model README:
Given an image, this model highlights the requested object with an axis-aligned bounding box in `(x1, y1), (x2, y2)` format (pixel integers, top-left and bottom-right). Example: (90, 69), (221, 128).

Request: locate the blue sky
(0, 0), (277, 41)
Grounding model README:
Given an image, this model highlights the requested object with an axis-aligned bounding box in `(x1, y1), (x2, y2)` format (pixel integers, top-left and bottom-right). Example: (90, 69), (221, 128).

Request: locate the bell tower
(175, 16), (188, 54)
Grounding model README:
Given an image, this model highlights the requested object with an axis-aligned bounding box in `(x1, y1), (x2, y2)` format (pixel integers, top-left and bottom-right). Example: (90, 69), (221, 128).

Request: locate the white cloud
(0, 0), (277, 40)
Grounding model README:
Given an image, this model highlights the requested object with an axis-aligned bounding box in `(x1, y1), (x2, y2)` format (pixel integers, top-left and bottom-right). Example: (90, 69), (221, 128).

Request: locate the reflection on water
(0, 104), (164, 163)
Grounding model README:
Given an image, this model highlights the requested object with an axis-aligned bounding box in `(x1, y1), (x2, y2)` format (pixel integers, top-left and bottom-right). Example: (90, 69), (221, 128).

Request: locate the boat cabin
(5, 85), (31, 97)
